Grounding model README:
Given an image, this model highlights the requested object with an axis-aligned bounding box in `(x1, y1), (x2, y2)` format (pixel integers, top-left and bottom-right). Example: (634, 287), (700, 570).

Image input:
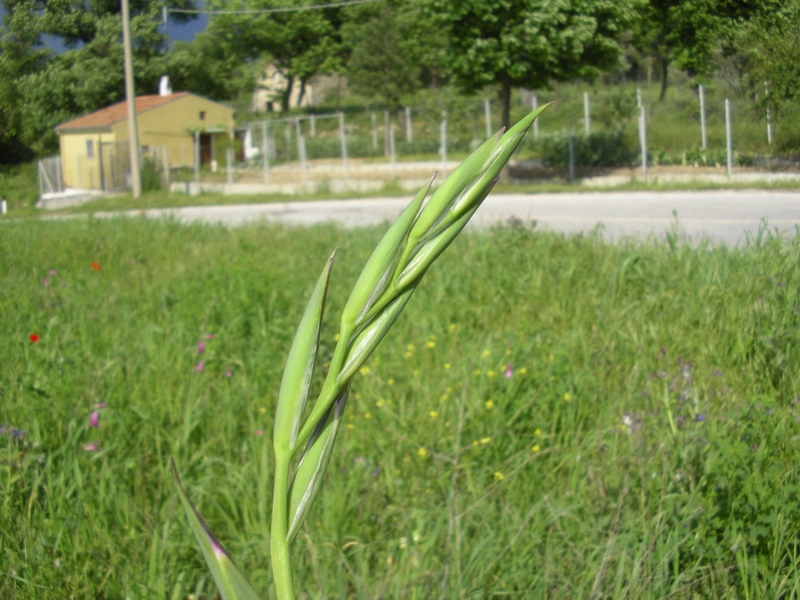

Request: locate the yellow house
(55, 92), (235, 191)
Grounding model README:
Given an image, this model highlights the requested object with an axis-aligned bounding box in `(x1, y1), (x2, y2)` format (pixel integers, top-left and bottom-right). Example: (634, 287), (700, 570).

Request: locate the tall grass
(2, 217), (800, 598)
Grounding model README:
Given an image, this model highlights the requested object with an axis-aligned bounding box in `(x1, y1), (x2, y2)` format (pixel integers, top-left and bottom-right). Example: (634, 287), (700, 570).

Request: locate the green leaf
(171, 459), (261, 600)
(340, 176), (432, 327)
(286, 386), (350, 543)
(274, 252), (335, 453)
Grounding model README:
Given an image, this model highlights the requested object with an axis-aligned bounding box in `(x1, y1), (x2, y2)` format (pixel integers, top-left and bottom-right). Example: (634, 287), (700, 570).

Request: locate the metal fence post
(568, 123), (575, 184)
(339, 111), (348, 182)
(299, 134), (308, 188)
(699, 84), (707, 149)
(484, 99), (491, 139)
(370, 111), (378, 151)
(725, 98), (733, 177)
(765, 81), (773, 145)
(440, 112), (448, 177)
(163, 145), (170, 187)
(639, 102), (648, 181)
(384, 109), (390, 157)
(584, 91), (590, 135)
(389, 125), (396, 181)
(268, 121), (269, 185)
(404, 106), (412, 143)
(194, 131), (200, 184)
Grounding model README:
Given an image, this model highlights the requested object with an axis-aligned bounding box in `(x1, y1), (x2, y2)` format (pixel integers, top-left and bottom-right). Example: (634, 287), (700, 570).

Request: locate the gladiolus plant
(172, 106), (549, 600)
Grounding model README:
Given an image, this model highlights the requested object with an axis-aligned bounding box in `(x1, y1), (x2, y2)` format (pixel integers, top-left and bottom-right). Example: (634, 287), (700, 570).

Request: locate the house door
(199, 133), (212, 165)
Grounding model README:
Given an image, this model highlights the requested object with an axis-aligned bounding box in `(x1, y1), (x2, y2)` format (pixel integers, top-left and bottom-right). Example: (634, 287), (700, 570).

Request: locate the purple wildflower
(695, 413), (706, 422)
(226, 369), (232, 378)
(49, 269), (57, 276)
(195, 360), (205, 372)
(84, 442), (99, 452)
(89, 411), (100, 428)
(504, 363), (514, 378)
(197, 341), (206, 354)
(205, 334), (215, 340)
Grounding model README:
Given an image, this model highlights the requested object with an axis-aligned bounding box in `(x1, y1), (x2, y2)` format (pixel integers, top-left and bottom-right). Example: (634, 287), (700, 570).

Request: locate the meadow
(2, 215), (800, 598)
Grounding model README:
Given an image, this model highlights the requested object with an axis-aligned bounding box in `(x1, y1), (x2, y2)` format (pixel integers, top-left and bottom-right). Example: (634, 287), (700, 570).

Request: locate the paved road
(100, 190), (800, 246)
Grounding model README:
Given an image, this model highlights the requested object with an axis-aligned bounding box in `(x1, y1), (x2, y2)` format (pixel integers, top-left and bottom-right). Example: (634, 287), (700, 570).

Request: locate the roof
(55, 92), (191, 131)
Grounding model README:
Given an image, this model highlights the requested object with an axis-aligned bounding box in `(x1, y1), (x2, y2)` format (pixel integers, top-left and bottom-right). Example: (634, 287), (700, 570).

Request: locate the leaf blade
(274, 252), (335, 453)
(171, 459), (262, 600)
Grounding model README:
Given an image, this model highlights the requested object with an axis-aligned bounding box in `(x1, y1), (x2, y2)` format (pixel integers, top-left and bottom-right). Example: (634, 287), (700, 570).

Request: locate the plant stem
(270, 456), (295, 600)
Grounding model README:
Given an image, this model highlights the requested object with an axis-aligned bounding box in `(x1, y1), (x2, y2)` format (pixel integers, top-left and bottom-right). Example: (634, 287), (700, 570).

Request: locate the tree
(428, 0), (638, 130)
(0, 0), (197, 155)
(166, 30), (256, 104)
(631, 0), (783, 102)
(736, 0), (800, 117)
(0, 1), (48, 160)
(207, 0), (345, 113)
(341, 0), (446, 109)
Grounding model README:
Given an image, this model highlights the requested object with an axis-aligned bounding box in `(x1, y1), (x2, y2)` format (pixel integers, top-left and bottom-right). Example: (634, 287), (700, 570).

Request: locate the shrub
(539, 129), (637, 168)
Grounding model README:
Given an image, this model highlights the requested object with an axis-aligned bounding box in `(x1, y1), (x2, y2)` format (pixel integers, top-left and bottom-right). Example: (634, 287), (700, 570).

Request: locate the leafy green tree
(166, 30), (256, 104)
(736, 0), (800, 117)
(0, 2), (48, 160)
(631, 0), (783, 101)
(207, 0), (345, 113)
(428, 0), (638, 130)
(0, 0), (196, 155)
(341, 0), (446, 109)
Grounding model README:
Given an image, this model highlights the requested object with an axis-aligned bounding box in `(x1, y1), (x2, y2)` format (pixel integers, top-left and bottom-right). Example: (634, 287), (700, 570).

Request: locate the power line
(168, 0), (379, 15)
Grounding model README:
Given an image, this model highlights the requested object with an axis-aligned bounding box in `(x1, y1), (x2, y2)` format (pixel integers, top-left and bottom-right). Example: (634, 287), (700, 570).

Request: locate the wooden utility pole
(121, 0), (142, 198)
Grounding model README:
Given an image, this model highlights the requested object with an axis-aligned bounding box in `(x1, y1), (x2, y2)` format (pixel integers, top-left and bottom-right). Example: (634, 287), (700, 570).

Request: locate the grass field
(2, 212), (800, 598)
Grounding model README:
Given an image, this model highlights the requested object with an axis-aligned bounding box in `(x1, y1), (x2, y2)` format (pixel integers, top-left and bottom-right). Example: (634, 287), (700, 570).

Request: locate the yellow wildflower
(520, 367), (527, 374)
(360, 366), (370, 376)
(444, 363), (451, 370)
(417, 447), (428, 458)
(494, 471), (505, 481)
(532, 444), (541, 453)
(482, 349), (491, 358)
(429, 411), (438, 420)
(487, 370), (496, 378)
(449, 323), (456, 333)
(388, 378), (394, 385)
(426, 341), (436, 348)
(480, 437), (491, 444)
(485, 399), (494, 410)
(534, 428), (542, 436)
(564, 392), (571, 402)
(364, 412), (372, 419)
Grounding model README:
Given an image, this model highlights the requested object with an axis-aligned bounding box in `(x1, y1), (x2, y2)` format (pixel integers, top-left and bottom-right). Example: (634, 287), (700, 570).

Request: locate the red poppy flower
(29, 334), (39, 343)
(91, 262), (101, 271)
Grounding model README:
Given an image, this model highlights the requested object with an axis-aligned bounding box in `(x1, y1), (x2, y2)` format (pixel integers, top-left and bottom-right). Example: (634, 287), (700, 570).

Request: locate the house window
(199, 111), (206, 120)
(86, 139), (94, 158)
